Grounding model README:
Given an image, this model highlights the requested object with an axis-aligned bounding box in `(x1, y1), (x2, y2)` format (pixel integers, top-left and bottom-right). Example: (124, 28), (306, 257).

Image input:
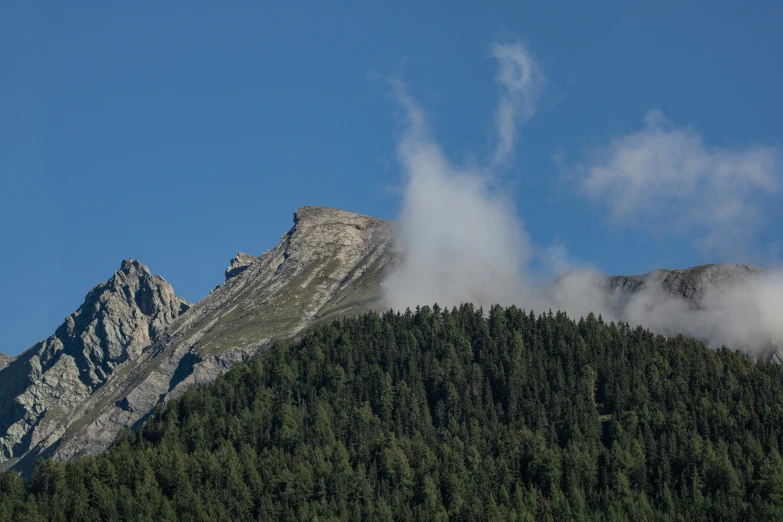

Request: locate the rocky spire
(59, 258), (191, 385)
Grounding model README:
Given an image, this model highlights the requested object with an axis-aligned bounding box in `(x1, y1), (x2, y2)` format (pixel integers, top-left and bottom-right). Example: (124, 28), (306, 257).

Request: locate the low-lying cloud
(550, 268), (783, 358)
(382, 41), (783, 359)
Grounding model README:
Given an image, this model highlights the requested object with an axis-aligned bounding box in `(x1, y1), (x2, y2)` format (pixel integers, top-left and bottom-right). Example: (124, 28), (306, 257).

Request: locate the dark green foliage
(3, 304), (783, 521)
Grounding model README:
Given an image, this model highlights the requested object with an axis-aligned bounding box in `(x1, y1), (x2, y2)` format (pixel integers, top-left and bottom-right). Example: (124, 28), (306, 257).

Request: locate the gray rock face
(0, 260), (190, 471)
(30, 207), (399, 466)
(0, 354), (12, 371)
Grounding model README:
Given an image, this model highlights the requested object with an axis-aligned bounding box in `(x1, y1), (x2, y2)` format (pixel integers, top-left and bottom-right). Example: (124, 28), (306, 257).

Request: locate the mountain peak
(40, 206), (401, 465)
(0, 260), (190, 469)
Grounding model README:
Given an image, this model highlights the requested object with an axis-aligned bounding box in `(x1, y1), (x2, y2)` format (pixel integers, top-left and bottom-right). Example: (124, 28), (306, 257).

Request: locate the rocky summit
(0, 206), (771, 475)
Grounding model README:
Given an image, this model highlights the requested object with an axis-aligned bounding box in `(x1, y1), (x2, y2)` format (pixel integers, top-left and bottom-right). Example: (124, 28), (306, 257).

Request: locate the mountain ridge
(0, 205), (772, 474)
(2, 206), (401, 473)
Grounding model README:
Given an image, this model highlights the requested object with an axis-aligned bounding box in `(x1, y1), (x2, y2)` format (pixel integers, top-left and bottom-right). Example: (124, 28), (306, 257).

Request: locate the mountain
(0, 205), (772, 474)
(0, 260), (190, 472)
(0, 355), (13, 372)
(0, 206), (399, 474)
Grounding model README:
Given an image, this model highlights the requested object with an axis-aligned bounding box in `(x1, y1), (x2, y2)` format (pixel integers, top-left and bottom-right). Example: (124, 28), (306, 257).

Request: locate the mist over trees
(2, 305), (783, 521)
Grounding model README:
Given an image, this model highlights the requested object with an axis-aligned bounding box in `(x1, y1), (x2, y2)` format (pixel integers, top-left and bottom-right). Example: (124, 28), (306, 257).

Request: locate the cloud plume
(382, 44), (542, 311)
(382, 88), (531, 310)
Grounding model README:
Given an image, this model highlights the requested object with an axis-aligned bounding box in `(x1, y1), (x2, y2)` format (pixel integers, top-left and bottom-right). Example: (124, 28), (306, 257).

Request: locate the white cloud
(382, 45), (538, 311)
(580, 109), (781, 254)
(490, 42), (545, 166)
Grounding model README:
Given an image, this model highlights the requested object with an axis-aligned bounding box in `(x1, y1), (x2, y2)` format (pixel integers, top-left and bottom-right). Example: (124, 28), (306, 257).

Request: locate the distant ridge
(606, 263), (765, 305)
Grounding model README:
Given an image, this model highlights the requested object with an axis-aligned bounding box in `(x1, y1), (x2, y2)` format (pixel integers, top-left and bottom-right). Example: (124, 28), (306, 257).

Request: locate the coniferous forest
(2, 305), (783, 521)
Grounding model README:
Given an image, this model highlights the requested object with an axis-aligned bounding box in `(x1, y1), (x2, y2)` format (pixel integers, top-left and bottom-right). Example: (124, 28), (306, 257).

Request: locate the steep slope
(44, 206), (399, 464)
(0, 260), (189, 471)
(0, 355), (12, 372)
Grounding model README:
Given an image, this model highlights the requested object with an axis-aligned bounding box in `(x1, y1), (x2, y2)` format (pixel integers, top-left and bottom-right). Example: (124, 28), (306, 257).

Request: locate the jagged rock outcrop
(0, 260), (190, 471)
(0, 354), (12, 371)
(39, 207), (399, 465)
(225, 252), (256, 281)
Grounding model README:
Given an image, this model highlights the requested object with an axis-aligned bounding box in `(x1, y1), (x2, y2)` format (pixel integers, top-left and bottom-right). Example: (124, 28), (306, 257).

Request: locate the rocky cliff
(0, 260), (190, 472)
(2, 207), (399, 472)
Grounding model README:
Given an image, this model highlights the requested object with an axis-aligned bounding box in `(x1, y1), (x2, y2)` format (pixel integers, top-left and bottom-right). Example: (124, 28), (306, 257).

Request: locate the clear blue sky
(2, 1), (781, 355)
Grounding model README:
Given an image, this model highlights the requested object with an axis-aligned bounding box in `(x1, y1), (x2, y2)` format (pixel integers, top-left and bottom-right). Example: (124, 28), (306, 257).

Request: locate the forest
(2, 304), (783, 521)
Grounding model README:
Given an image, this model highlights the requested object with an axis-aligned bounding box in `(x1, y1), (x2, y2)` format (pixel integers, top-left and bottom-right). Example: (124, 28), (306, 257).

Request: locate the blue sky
(1, 1), (781, 355)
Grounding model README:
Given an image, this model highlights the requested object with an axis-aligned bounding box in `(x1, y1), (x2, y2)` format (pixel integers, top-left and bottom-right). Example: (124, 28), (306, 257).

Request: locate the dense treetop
(2, 304), (783, 521)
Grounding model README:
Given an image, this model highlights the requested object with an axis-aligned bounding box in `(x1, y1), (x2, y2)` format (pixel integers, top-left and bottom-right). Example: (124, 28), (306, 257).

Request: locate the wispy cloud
(382, 45), (537, 311)
(578, 109), (781, 255)
(490, 42), (545, 166)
